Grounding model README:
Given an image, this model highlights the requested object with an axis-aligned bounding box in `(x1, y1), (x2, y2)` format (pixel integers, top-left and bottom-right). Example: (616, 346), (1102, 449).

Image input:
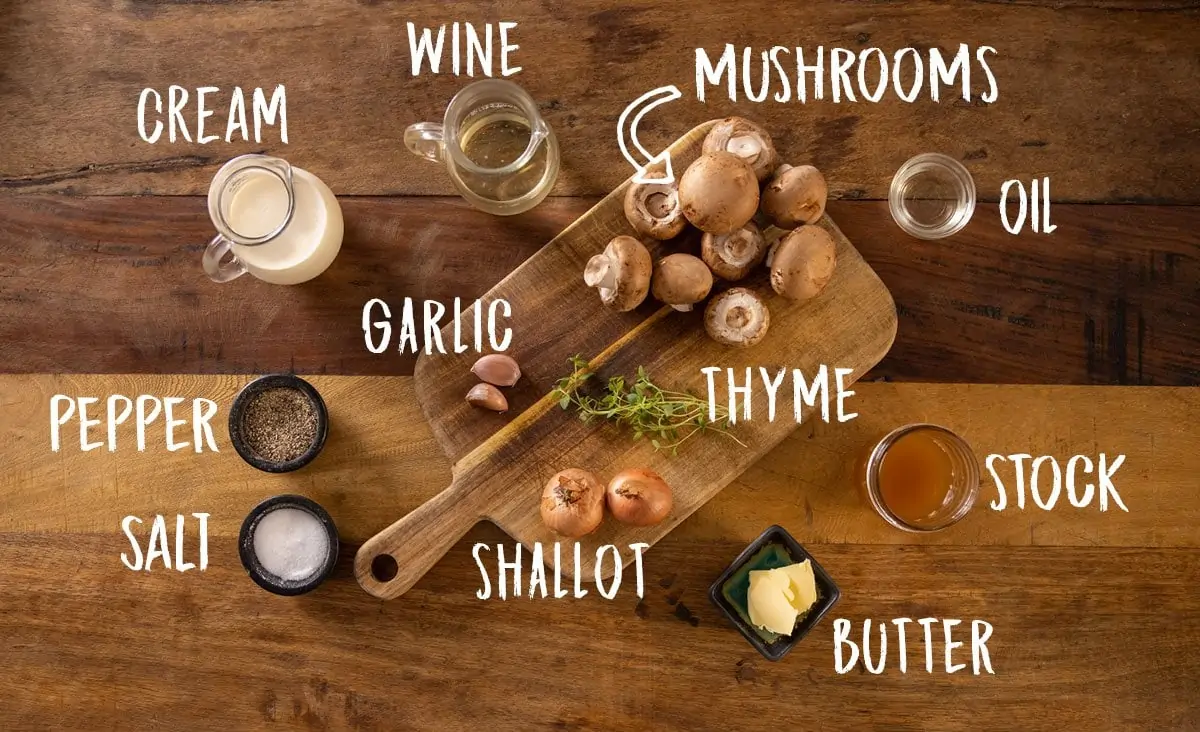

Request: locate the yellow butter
(747, 560), (818, 636)
(748, 569), (797, 634)
(782, 560), (818, 614)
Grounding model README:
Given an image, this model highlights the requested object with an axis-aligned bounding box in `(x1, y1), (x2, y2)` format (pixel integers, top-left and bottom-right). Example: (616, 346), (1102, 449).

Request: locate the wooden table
(1, 2), (1197, 730)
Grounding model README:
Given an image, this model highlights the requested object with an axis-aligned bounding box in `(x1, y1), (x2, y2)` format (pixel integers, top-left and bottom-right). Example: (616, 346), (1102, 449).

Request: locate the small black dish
(708, 525), (841, 662)
(228, 374), (328, 473)
(238, 494), (339, 596)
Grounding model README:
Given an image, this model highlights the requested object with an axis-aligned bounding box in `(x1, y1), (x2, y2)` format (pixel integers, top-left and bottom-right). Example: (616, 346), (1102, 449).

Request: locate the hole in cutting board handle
(371, 554), (399, 582)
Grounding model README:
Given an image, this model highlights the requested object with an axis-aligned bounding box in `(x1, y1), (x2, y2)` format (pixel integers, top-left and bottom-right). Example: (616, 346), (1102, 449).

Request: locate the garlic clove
(466, 383), (508, 412)
(471, 353), (522, 387)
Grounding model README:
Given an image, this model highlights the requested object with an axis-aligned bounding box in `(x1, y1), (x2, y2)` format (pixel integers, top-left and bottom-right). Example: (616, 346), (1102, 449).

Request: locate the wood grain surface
(1, 375), (1197, 729)
(3, 534), (1196, 731)
(355, 120), (898, 597)
(2, 195), (1196, 385)
(3, 375), (1195, 549)
(2, 0), (1198, 729)
(0, 1), (1197, 202)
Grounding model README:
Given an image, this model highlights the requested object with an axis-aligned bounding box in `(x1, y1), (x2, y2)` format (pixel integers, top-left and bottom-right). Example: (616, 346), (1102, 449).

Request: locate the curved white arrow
(617, 84), (682, 185)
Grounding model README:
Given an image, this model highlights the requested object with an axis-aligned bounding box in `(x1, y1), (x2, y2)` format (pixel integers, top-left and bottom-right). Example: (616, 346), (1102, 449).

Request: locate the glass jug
(405, 79), (560, 216)
(201, 154), (344, 285)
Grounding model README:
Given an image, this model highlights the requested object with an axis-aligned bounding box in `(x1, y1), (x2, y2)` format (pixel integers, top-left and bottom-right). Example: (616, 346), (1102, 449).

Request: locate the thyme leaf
(550, 355), (745, 454)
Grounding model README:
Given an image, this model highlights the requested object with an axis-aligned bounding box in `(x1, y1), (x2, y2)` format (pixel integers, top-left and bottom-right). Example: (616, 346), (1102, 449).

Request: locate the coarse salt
(253, 507), (329, 582)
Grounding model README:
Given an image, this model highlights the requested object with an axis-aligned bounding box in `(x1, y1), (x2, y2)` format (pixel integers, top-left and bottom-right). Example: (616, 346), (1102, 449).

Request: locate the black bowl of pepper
(228, 374), (328, 473)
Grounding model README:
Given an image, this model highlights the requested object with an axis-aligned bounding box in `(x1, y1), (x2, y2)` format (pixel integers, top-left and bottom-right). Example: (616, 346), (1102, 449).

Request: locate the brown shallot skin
(540, 469), (605, 537)
(606, 468), (674, 527)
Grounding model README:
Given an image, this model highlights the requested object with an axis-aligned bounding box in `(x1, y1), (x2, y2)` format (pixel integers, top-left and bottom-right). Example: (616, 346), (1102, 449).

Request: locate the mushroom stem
(728, 134), (763, 159)
(583, 254), (618, 291)
(671, 304), (693, 312)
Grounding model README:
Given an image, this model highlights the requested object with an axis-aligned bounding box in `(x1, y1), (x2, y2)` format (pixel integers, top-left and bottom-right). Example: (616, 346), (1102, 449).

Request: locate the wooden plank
(1, 196), (1197, 385)
(3, 375), (1196, 549)
(0, 532), (1195, 730)
(351, 121), (897, 596)
(0, 2), (1197, 201)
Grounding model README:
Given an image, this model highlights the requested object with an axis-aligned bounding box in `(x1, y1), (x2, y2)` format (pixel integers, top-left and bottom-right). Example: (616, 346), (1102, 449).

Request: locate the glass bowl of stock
(862, 423), (981, 532)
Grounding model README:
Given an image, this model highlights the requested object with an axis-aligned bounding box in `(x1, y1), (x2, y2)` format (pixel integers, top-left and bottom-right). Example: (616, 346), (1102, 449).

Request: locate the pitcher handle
(202, 234), (248, 283)
(404, 122), (446, 163)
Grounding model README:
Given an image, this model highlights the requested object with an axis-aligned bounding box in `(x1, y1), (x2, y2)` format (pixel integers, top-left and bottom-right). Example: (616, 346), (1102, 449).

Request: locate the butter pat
(782, 560), (818, 613)
(747, 560), (818, 636)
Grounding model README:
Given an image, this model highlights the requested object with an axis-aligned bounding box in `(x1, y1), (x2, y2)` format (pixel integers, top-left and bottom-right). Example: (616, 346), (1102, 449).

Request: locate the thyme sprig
(550, 355), (744, 453)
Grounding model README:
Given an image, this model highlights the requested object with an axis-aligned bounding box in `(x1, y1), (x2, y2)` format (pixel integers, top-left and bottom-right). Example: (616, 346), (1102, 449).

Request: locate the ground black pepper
(240, 387), (319, 463)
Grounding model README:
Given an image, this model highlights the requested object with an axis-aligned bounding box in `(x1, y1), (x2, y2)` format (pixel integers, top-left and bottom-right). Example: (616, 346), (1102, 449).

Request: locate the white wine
(458, 105), (553, 203)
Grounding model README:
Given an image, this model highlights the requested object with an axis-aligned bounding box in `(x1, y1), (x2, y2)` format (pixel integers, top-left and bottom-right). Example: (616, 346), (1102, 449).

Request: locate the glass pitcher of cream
(201, 154), (344, 284)
(405, 79), (560, 215)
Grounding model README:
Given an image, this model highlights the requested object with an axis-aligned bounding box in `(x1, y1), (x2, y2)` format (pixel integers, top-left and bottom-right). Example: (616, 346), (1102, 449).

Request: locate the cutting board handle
(354, 476), (483, 600)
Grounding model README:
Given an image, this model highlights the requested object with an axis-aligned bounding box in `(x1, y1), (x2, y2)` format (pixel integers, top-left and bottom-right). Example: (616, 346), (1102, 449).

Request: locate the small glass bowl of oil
(888, 153), (975, 239)
(863, 423), (980, 531)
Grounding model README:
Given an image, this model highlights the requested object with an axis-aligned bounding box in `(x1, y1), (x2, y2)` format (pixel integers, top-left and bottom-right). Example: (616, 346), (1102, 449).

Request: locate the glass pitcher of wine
(405, 79), (560, 216)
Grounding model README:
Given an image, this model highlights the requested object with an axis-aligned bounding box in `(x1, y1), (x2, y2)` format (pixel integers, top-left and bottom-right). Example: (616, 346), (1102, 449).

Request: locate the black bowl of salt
(228, 374), (328, 473)
(239, 494), (339, 596)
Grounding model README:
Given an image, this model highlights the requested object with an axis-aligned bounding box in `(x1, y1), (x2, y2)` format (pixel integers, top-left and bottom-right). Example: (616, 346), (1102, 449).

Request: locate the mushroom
(702, 117), (777, 182)
(761, 164), (828, 229)
(678, 151), (760, 235)
(624, 180), (686, 241)
(651, 253), (713, 312)
(700, 222), (767, 281)
(769, 227), (837, 302)
(584, 235), (652, 312)
(704, 288), (771, 347)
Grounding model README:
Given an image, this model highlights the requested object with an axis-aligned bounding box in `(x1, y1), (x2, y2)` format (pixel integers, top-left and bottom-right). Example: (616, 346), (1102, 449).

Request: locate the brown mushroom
(651, 253), (713, 312)
(624, 180), (686, 240)
(584, 235), (652, 312)
(769, 227), (837, 302)
(678, 151), (760, 235)
(702, 117), (777, 182)
(701, 222), (768, 281)
(704, 288), (771, 348)
(761, 164), (828, 229)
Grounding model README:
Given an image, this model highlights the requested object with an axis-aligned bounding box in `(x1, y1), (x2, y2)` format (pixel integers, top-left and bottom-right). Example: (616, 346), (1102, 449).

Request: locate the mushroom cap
(651, 253), (713, 307)
(701, 221), (767, 281)
(761, 164), (828, 229)
(769, 226), (837, 302)
(623, 180), (686, 240)
(584, 235), (652, 312)
(704, 287), (771, 348)
(702, 117), (777, 182)
(678, 151), (760, 235)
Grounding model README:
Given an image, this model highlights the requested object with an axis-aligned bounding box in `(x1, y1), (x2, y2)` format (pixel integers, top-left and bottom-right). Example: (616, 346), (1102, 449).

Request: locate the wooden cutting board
(354, 121), (898, 599)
